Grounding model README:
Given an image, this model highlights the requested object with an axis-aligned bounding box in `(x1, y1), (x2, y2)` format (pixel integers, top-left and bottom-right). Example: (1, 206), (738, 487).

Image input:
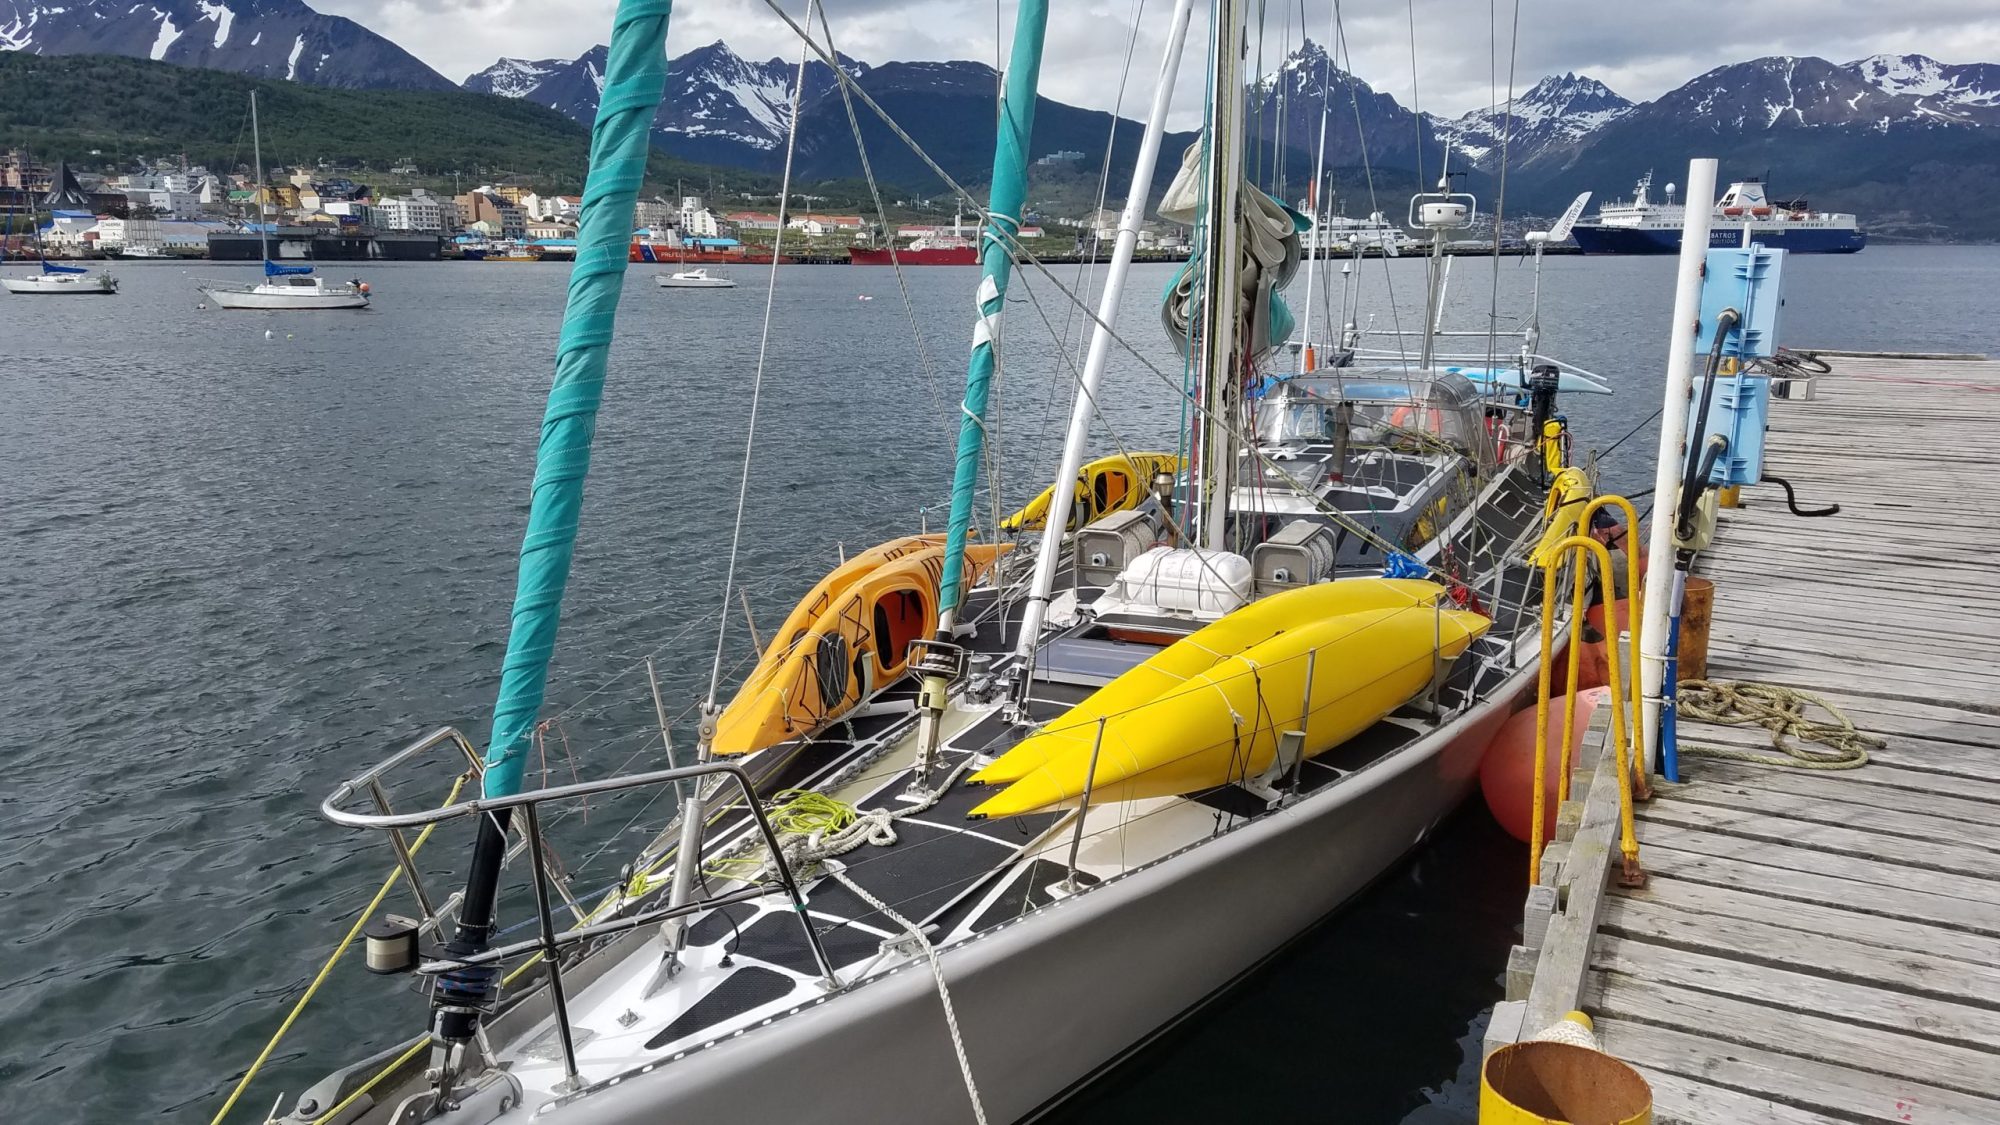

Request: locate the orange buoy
(1479, 688), (1610, 843)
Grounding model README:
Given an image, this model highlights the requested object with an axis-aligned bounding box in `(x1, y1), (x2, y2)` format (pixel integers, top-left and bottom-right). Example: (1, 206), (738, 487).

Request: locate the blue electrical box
(1686, 244), (1786, 487)
(1687, 373), (1770, 485)
(1695, 245), (1785, 360)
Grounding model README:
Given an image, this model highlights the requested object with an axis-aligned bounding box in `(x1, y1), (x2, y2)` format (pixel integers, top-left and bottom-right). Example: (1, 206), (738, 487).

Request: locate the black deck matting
(685, 902), (759, 948)
(644, 966), (795, 1050)
(963, 859), (1099, 934)
(731, 911), (885, 975)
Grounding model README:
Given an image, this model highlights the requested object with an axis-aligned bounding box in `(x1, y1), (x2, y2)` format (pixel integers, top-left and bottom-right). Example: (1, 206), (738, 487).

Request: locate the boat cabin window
(1256, 372), (1494, 468)
(285, 277), (317, 287)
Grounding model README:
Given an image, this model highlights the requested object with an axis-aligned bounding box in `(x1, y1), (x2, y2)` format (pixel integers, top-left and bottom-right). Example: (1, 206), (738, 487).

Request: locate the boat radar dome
(1665, 183), (1677, 201)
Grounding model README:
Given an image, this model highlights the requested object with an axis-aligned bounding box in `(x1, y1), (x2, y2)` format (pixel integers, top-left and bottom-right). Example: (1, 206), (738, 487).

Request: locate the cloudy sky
(321, 0), (2000, 123)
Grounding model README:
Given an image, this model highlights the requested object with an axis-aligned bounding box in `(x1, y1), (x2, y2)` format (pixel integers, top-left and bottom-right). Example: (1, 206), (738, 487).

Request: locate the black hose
(1675, 308), (1739, 535)
(1762, 473), (1842, 518)
(1677, 435), (1730, 541)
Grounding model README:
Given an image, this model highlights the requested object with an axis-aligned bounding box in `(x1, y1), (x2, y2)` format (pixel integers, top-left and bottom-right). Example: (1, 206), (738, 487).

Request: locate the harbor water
(2, 247), (1995, 1122)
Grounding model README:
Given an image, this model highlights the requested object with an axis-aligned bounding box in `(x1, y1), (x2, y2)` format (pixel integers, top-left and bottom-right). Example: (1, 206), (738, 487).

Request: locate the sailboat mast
(933, 0), (1051, 631)
(250, 91), (268, 264)
(1012, 0), (1195, 660)
(1195, 0), (1248, 550)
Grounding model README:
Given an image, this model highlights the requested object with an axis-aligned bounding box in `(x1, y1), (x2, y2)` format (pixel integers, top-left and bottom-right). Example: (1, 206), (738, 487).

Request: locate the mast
(1296, 33), (1333, 375)
(429, 0), (676, 1069)
(1195, 0), (1248, 550)
(1013, 0), (1195, 660)
(250, 91), (269, 265)
(914, 0), (1050, 781)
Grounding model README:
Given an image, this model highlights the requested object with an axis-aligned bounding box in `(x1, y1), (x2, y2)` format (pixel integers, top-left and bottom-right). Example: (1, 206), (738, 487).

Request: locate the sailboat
(198, 92), (370, 311)
(224, 3), (1621, 1123)
(1, 179), (117, 295)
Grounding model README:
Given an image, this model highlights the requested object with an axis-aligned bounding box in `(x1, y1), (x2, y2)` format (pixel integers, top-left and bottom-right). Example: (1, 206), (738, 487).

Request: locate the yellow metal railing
(1530, 497), (1650, 890)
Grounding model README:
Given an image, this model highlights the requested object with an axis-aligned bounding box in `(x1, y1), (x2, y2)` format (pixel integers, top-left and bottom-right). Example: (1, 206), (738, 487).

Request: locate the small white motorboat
(1, 264), (118, 295)
(656, 267), (736, 289)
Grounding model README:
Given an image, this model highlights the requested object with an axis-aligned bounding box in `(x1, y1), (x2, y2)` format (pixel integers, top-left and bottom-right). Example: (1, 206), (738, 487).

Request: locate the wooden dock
(1488, 352), (2000, 1124)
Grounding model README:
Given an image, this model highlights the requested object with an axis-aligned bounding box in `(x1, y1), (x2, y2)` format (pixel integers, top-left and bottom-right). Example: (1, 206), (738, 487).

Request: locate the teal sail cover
(936, 0), (1050, 617)
(481, 0), (675, 798)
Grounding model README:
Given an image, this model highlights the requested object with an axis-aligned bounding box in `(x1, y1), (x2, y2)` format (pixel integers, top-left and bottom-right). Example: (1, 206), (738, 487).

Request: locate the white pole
(1197, 0), (1247, 550)
(1636, 157), (1717, 773)
(1296, 38), (1334, 375)
(1012, 0), (1195, 658)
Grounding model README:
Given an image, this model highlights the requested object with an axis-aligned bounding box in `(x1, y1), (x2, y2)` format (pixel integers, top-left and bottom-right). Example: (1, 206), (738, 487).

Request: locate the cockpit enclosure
(1254, 367), (1499, 473)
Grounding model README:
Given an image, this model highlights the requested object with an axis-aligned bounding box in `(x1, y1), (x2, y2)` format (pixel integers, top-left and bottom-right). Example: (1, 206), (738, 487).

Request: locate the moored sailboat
(210, 1), (1630, 1122)
(197, 92), (370, 312)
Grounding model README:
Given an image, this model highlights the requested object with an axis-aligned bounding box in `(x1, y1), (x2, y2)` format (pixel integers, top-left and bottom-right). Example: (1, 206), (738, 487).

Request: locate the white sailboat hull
(2, 273), (117, 294)
(202, 286), (369, 310)
(529, 672), (1521, 1125)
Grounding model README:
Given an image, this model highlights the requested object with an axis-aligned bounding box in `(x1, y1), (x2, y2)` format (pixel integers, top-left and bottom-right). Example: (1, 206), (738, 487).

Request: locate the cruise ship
(1570, 172), (1865, 254)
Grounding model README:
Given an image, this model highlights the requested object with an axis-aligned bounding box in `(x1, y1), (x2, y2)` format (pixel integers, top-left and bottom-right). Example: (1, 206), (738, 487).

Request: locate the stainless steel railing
(321, 727), (840, 1090)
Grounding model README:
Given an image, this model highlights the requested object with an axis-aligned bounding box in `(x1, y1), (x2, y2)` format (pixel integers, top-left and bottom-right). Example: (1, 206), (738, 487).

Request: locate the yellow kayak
(713, 538), (1009, 755)
(967, 602), (1490, 819)
(968, 578), (1447, 787)
(999, 452), (1182, 533)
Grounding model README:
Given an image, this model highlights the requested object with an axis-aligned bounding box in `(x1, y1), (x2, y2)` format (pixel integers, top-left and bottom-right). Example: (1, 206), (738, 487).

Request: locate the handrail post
(1062, 718), (1108, 893)
(368, 778), (440, 924)
(522, 803), (582, 1093)
(1287, 651), (1316, 798)
(730, 768), (840, 990)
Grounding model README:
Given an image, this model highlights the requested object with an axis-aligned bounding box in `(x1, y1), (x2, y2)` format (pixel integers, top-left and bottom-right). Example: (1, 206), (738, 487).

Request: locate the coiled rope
(1677, 680), (1880, 770)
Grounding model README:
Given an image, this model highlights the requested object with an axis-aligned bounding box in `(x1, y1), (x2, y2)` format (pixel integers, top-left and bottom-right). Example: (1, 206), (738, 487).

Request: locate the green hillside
(0, 53), (736, 194)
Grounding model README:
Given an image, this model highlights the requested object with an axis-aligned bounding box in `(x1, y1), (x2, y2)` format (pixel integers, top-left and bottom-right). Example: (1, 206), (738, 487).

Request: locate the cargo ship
(849, 230), (980, 265)
(1569, 172), (1865, 254)
(629, 239), (790, 265)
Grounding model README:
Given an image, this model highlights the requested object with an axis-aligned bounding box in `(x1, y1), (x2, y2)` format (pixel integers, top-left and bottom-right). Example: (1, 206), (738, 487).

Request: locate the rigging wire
(813, 3), (950, 451)
(705, 0), (821, 708)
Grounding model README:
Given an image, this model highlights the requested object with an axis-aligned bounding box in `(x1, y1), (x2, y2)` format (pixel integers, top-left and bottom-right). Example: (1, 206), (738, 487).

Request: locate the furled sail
(1158, 141), (1310, 360)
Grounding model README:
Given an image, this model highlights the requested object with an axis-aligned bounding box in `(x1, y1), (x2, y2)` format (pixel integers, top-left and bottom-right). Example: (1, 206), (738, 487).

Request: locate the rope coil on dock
(1676, 679), (1881, 770)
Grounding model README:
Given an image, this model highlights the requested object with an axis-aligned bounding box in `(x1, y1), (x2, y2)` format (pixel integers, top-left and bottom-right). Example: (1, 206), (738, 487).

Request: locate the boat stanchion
(1057, 718), (1109, 895)
(522, 802), (584, 1093)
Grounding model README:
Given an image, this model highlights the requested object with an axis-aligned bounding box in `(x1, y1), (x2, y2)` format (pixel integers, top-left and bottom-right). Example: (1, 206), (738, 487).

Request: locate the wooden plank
(1592, 936), (2000, 1051)
(1635, 831), (2000, 915)
(1596, 1017), (2000, 1125)
(1594, 974), (2000, 1101)
(1621, 866), (2000, 963)
(1521, 721), (1622, 1034)
(1635, 798), (2000, 880)
(1652, 778), (2000, 850)
(1687, 758), (2000, 825)
(1601, 893), (2000, 1007)
(1638, 1067), (1848, 1125)
(1676, 730), (2000, 796)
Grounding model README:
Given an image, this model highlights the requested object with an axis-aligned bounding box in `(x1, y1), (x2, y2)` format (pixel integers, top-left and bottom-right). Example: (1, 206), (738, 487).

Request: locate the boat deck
(1490, 352), (2000, 1123)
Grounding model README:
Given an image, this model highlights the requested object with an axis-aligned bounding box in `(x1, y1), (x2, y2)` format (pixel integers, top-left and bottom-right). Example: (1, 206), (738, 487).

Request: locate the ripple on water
(2, 249), (1994, 1121)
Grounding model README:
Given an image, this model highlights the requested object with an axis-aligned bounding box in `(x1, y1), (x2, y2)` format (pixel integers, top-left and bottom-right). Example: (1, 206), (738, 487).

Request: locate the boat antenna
(909, 0), (1051, 792)
(426, 0), (676, 1093)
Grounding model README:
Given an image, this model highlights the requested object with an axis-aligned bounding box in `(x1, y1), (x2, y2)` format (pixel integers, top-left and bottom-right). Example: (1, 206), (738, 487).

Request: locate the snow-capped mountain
(1429, 73), (1633, 170)
(0, 0), (451, 89)
(1252, 40), (1444, 182)
(468, 40), (864, 165)
(1849, 53), (2000, 127)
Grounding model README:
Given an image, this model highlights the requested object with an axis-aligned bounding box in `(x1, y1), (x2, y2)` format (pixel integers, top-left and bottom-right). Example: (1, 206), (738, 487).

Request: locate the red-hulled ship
(849, 232), (980, 265)
(630, 240), (791, 265)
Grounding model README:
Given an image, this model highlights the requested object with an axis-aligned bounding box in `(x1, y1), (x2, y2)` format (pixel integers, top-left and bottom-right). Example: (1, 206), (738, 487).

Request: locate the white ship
(1571, 171), (1865, 254)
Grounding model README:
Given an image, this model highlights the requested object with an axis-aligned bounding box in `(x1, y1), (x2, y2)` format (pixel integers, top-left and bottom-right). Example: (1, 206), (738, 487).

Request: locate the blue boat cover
(264, 260), (314, 277)
(42, 262), (87, 275)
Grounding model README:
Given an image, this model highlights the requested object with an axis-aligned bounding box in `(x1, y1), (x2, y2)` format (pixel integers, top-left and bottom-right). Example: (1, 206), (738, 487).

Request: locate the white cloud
(317, 0), (2000, 123)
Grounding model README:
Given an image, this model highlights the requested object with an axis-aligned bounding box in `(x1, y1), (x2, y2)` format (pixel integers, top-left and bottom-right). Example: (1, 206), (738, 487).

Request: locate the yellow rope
(307, 1037), (431, 1125)
(209, 772), (469, 1125)
(1678, 680), (1880, 769)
